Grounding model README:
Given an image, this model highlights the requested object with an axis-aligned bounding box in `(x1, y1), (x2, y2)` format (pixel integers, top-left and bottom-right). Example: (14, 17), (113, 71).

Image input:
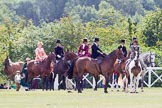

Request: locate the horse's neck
(71, 53), (78, 61)
(105, 52), (117, 65)
(44, 58), (52, 68)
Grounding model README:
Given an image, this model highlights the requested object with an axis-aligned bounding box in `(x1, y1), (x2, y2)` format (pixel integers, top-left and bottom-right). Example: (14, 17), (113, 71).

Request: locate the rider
(91, 37), (104, 59)
(77, 38), (90, 57)
(130, 37), (137, 47)
(130, 40), (139, 59)
(54, 40), (64, 62)
(35, 41), (47, 62)
(130, 40), (147, 70)
(118, 39), (127, 57)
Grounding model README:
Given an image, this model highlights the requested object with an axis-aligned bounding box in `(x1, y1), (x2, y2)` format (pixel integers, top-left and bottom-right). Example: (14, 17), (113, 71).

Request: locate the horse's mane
(106, 50), (117, 58)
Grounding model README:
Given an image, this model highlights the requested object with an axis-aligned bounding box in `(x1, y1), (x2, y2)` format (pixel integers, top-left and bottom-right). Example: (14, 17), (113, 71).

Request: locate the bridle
(149, 52), (155, 67)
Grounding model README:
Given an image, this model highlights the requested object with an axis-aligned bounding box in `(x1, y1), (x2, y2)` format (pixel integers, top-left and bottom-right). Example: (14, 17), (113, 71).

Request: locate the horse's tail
(67, 59), (77, 79)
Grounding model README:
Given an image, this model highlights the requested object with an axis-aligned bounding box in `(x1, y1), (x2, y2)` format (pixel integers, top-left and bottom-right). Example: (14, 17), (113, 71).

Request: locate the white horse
(125, 51), (142, 93)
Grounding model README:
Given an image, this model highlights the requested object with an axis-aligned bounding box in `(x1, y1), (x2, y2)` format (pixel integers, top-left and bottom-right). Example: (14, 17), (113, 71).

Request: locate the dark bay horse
(53, 59), (69, 90)
(4, 56), (23, 81)
(68, 49), (124, 93)
(27, 53), (55, 90)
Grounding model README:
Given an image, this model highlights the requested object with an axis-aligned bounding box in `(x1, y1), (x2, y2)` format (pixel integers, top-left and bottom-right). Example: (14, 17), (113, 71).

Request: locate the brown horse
(112, 51), (131, 91)
(4, 56), (23, 81)
(68, 49), (124, 93)
(53, 59), (69, 90)
(27, 53), (55, 90)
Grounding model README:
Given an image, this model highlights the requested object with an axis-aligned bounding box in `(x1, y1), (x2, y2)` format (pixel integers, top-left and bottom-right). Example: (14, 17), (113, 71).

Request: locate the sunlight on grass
(0, 88), (162, 108)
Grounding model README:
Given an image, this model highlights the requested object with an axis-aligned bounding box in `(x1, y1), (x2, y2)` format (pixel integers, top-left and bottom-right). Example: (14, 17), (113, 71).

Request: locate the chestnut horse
(27, 53), (55, 90)
(112, 51), (131, 91)
(4, 56), (23, 81)
(68, 49), (124, 93)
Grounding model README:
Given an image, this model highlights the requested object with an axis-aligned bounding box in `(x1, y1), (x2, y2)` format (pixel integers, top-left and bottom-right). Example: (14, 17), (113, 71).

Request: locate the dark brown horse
(53, 59), (69, 90)
(68, 49), (124, 93)
(27, 53), (55, 90)
(4, 56), (23, 81)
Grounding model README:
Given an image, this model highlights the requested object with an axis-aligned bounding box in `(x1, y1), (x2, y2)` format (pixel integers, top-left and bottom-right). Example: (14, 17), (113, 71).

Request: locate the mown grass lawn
(0, 88), (162, 108)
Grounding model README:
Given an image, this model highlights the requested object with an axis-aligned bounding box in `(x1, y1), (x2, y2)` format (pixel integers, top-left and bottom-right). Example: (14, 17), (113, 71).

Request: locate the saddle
(91, 57), (104, 74)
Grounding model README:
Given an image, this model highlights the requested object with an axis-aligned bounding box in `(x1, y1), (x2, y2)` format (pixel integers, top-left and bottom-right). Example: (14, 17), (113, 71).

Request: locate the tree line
(0, 0), (162, 84)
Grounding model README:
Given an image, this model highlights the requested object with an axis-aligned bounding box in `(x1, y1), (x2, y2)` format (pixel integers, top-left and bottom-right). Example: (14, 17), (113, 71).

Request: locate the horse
(125, 51), (142, 93)
(111, 51), (131, 91)
(68, 49), (124, 93)
(53, 59), (69, 90)
(64, 51), (78, 90)
(4, 56), (23, 88)
(140, 52), (155, 67)
(27, 53), (55, 91)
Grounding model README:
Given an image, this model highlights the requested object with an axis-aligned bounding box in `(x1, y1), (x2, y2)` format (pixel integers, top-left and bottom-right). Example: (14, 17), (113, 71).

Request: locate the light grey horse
(139, 52), (155, 92)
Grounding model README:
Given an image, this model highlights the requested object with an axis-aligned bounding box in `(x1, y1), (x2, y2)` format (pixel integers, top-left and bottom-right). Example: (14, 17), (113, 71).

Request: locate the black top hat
(83, 38), (88, 42)
(94, 38), (99, 42)
(132, 37), (137, 40)
(56, 40), (61, 43)
(120, 39), (125, 43)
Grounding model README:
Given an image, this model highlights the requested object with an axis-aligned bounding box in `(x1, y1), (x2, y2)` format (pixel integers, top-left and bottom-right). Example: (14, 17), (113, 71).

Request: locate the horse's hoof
(141, 90), (144, 92)
(125, 91), (129, 93)
(67, 91), (72, 93)
(135, 91), (139, 93)
(104, 91), (108, 93)
(130, 91), (135, 93)
(94, 89), (97, 91)
(111, 90), (113, 92)
(78, 91), (82, 93)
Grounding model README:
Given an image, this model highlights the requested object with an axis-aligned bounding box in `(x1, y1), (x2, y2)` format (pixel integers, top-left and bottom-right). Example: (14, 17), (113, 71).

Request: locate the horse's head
(134, 51), (139, 60)
(4, 56), (10, 66)
(116, 49), (125, 61)
(150, 52), (155, 67)
(64, 50), (77, 62)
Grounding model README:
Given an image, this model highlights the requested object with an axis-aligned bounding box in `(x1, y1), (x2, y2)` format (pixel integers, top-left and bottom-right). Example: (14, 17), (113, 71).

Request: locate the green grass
(0, 88), (162, 108)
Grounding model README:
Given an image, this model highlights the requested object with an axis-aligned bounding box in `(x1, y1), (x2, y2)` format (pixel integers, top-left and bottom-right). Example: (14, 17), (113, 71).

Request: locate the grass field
(0, 88), (162, 108)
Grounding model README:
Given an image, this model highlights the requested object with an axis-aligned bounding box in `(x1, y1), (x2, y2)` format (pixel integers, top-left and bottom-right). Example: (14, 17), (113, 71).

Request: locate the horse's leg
(75, 77), (78, 91)
(42, 76), (45, 91)
(116, 74), (119, 92)
(111, 74), (114, 91)
(62, 76), (66, 90)
(104, 76), (109, 93)
(141, 71), (144, 92)
(77, 76), (82, 93)
(94, 76), (98, 91)
(45, 76), (49, 91)
(124, 76), (129, 93)
(136, 74), (140, 93)
(58, 74), (62, 90)
(130, 73), (134, 93)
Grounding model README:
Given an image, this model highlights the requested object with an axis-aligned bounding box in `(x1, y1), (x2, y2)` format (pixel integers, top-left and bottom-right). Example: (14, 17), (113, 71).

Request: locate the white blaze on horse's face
(134, 51), (138, 60)
(150, 52), (155, 67)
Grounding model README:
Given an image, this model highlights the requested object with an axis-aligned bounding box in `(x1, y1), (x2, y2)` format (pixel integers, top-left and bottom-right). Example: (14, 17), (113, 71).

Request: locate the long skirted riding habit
(35, 48), (47, 62)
